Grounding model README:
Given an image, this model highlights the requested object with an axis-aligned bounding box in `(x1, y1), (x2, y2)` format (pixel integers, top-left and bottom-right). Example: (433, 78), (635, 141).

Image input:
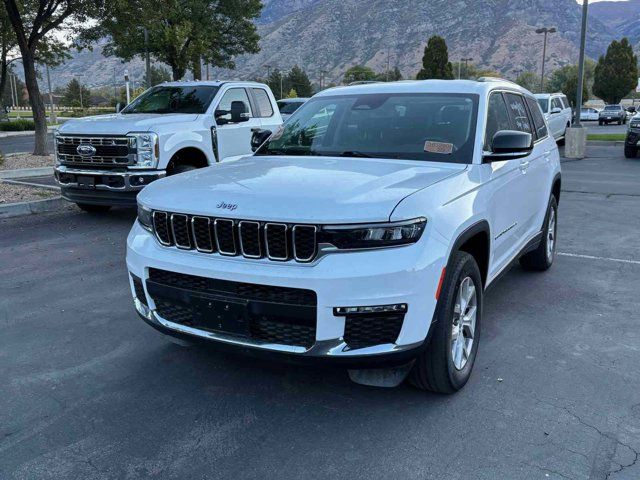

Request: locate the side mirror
(550, 107), (562, 115)
(627, 107), (636, 113)
(483, 130), (533, 162)
(251, 129), (272, 152)
(215, 101), (250, 125)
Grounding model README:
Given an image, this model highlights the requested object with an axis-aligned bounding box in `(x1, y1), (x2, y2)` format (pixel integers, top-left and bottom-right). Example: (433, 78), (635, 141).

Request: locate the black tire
(409, 251), (482, 394)
(599, 121), (603, 126)
(624, 146), (638, 158)
(520, 196), (558, 271)
(170, 163), (198, 175)
(76, 203), (112, 213)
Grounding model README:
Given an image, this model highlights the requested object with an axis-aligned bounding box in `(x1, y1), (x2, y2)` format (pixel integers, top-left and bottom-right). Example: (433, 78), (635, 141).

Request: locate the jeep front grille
(56, 136), (134, 167)
(150, 210), (318, 263)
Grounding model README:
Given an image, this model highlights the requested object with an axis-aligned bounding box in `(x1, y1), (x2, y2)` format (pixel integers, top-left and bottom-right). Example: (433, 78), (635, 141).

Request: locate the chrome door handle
(519, 160), (530, 172)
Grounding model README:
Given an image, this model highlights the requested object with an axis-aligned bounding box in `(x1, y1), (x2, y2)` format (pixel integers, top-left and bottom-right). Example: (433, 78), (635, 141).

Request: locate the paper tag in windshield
(424, 141), (453, 155)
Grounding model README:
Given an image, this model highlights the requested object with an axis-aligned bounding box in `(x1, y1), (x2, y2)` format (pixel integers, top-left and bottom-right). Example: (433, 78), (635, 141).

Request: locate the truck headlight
(128, 132), (159, 169)
(137, 204), (153, 231)
(321, 218), (426, 249)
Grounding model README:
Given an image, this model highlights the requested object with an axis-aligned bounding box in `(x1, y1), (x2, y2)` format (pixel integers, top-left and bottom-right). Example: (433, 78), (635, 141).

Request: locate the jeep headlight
(321, 218), (426, 249)
(128, 132), (159, 169)
(137, 203), (153, 231)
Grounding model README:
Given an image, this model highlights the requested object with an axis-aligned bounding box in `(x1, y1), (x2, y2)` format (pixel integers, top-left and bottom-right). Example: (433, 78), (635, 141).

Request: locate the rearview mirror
(251, 129), (272, 152)
(483, 130), (533, 162)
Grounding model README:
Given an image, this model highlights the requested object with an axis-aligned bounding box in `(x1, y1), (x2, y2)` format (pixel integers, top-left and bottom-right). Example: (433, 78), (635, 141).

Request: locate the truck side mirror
(230, 101), (250, 123)
(550, 107), (561, 115)
(483, 130), (533, 162)
(251, 129), (272, 152)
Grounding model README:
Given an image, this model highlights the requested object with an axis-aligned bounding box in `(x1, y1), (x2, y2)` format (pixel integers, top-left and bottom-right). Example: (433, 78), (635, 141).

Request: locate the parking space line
(558, 252), (640, 265)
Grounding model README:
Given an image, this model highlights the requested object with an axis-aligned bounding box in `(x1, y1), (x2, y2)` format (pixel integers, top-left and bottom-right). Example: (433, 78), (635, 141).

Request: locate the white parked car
(128, 79), (561, 393)
(580, 107), (599, 121)
(276, 98), (309, 122)
(54, 81), (282, 212)
(534, 93), (572, 143)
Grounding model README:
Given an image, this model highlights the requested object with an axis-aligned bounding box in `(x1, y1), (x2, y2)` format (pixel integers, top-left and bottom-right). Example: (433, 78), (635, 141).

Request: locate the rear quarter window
(252, 88), (274, 118)
(525, 96), (548, 139)
(504, 93), (533, 134)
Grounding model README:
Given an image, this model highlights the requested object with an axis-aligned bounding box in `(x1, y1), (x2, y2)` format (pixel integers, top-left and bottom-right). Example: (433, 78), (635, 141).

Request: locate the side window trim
(484, 91), (510, 150)
(525, 95), (548, 142)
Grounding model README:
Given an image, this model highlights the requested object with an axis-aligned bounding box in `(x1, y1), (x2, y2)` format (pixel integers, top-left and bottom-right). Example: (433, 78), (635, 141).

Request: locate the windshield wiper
(338, 151), (373, 158)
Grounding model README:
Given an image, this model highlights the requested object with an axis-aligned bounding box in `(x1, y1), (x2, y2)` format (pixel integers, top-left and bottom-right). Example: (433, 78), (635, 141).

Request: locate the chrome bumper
(54, 165), (165, 192)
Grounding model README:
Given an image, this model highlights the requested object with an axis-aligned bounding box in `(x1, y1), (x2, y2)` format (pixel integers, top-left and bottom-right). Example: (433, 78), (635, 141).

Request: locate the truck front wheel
(171, 164), (198, 175)
(76, 203), (112, 213)
(625, 146), (638, 158)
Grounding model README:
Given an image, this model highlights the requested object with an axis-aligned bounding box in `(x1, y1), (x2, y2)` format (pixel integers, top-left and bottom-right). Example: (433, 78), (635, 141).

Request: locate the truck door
(214, 87), (262, 161)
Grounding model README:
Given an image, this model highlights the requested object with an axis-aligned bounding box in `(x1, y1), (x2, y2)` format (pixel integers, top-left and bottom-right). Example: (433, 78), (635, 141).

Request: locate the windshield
(257, 93), (479, 163)
(537, 98), (549, 113)
(121, 86), (219, 114)
(278, 101), (305, 114)
(604, 105), (620, 111)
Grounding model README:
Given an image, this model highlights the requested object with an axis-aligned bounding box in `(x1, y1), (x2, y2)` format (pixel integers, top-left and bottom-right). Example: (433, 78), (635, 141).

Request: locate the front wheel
(409, 251), (482, 394)
(520, 196), (558, 271)
(76, 203), (112, 214)
(625, 146), (638, 158)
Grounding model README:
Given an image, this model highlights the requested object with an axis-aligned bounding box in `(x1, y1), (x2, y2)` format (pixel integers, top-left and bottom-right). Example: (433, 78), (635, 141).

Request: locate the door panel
(215, 88), (262, 161)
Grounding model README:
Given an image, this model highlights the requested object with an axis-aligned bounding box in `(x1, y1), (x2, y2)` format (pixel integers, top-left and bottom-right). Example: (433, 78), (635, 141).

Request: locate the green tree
(515, 71), (540, 92)
(286, 88), (298, 99)
(2, 0), (91, 155)
(375, 66), (403, 82)
(343, 65), (377, 84)
(142, 65), (172, 87)
(546, 63), (593, 107)
(266, 69), (288, 99)
(286, 65), (312, 97)
(0, 7), (16, 109)
(562, 73), (589, 108)
(61, 78), (91, 108)
(85, 0), (262, 81)
(593, 38), (638, 104)
(416, 36), (454, 80)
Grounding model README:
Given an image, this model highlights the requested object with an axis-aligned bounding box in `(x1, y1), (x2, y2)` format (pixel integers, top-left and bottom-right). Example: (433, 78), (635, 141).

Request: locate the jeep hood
(57, 113), (200, 136)
(139, 156), (465, 224)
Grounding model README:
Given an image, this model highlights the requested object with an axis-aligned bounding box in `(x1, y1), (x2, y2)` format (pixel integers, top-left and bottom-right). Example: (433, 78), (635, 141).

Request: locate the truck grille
(56, 136), (133, 166)
(150, 210), (318, 263)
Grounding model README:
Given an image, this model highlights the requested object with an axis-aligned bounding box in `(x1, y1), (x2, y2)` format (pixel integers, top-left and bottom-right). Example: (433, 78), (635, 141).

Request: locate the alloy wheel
(546, 207), (556, 262)
(451, 276), (477, 371)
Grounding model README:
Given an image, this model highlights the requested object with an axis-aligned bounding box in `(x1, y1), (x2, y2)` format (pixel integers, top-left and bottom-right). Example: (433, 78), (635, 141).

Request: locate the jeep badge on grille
(77, 144), (96, 157)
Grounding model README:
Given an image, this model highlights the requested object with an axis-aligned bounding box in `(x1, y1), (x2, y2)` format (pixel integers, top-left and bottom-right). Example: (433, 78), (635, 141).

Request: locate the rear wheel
(76, 203), (111, 214)
(625, 146), (638, 158)
(409, 251), (482, 394)
(520, 196), (558, 271)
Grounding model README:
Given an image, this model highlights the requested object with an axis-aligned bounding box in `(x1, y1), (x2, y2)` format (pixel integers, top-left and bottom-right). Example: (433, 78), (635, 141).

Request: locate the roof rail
(476, 76), (519, 86)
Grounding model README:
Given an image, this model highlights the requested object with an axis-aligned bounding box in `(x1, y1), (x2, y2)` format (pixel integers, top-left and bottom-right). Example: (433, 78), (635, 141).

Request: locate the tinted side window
(216, 88), (253, 122)
(526, 96), (548, 139)
(504, 93), (532, 134)
(252, 88), (274, 118)
(485, 93), (512, 149)
(561, 96), (569, 109)
(552, 97), (563, 111)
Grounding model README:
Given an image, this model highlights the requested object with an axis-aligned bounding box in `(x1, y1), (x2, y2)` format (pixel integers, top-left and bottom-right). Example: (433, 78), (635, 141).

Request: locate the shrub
(0, 120), (36, 131)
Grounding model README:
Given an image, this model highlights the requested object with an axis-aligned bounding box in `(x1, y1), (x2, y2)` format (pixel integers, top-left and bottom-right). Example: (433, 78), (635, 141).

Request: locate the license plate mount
(192, 295), (250, 337)
(77, 176), (95, 188)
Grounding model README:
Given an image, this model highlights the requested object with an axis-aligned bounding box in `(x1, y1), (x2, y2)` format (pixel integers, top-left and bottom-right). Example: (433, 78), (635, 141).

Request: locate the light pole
(535, 27), (556, 92)
(144, 27), (151, 88)
(461, 57), (473, 79)
(76, 74), (84, 109)
(574, 1), (589, 127)
(45, 64), (56, 123)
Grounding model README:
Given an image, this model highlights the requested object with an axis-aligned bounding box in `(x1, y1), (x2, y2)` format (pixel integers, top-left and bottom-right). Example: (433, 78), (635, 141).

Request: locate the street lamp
(76, 74), (85, 109)
(460, 57), (473, 79)
(535, 27), (556, 92)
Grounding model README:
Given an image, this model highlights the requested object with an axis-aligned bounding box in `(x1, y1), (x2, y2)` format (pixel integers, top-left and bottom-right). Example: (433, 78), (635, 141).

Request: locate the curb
(0, 127), (57, 139)
(0, 196), (67, 219)
(587, 141), (625, 147)
(0, 167), (53, 179)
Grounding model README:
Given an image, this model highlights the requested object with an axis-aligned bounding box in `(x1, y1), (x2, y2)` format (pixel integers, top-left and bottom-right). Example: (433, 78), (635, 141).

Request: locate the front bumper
(126, 221), (445, 364)
(55, 165), (165, 206)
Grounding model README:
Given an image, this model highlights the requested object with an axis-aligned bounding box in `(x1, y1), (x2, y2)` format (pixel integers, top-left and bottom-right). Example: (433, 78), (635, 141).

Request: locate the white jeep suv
(127, 79), (561, 393)
(534, 93), (572, 143)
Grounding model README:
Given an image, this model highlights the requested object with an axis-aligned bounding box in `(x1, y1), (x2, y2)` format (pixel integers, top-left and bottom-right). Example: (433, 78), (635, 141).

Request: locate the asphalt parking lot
(1, 145), (639, 479)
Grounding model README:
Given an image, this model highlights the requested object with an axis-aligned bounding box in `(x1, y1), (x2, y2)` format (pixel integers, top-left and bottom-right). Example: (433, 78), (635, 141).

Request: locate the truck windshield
(121, 86), (219, 114)
(257, 93), (479, 163)
(537, 98), (549, 113)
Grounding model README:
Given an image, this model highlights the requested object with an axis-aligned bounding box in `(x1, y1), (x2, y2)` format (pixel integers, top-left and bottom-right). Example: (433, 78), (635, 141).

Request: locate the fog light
(333, 303), (408, 316)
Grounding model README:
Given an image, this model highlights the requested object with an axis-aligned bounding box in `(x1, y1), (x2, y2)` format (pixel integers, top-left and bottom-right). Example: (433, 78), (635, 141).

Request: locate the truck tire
(76, 203), (112, 213)
(520, 196), (558, 271)
(409, 251), (482, 394)
(171, 164), (198, 175)
(624, 146), (638, 158)
(599, 120), (603, 126)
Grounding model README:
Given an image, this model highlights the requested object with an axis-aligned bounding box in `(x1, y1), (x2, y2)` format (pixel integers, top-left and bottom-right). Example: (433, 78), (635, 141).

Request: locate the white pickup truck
(54, 81), (282, 212)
